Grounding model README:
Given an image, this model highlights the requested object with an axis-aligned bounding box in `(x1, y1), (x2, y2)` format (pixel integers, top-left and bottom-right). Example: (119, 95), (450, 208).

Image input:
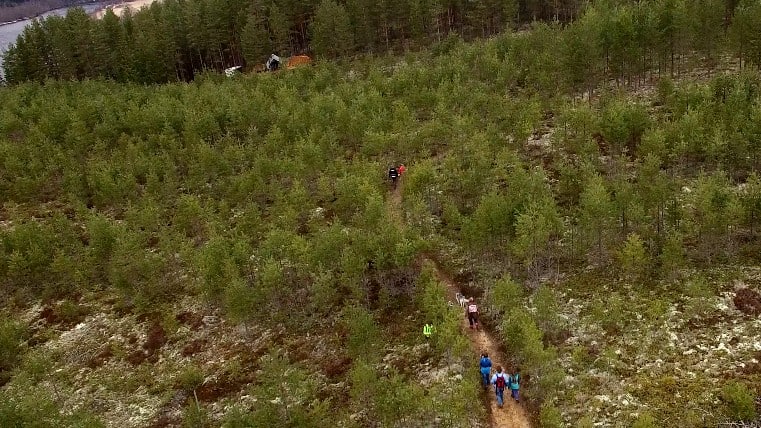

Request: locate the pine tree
(312, 0), (354, 58)
(268, 3), (291, 55)
(241, 12), (271, 67)
(728, 0), (761, 69)
(685, 0), (724, 66)
(617, 232), (648, 279)
(579, 174), (615, 261)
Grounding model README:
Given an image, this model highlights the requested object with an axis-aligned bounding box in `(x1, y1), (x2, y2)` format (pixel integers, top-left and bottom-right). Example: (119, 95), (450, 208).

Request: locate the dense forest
(5, 0), (760, 84)
(1, 0), (761, 426)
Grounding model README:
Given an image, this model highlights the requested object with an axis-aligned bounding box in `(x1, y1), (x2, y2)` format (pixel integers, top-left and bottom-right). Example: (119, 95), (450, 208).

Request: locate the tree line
(7, 0), (759, 84)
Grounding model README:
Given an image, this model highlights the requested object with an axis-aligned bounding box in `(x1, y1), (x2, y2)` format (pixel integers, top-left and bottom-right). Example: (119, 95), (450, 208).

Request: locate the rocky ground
(2, 289), (485, 427)
(544, 267), (761, 426)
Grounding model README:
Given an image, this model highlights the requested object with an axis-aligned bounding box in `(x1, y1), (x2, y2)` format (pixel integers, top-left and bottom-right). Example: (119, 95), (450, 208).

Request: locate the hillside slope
(2, 16), (761, 427)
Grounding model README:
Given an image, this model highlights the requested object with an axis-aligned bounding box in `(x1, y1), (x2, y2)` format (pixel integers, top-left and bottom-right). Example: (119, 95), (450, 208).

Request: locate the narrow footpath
(387, 184), (531, 428)
(429, 263), (531, 428)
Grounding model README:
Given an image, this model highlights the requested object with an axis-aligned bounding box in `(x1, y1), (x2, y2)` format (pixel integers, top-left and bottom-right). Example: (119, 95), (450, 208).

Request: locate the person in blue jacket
(479, 352), (492, 390)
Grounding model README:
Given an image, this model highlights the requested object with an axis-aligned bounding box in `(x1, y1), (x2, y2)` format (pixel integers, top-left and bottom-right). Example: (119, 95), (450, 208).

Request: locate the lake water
(0, 3), (102, 78)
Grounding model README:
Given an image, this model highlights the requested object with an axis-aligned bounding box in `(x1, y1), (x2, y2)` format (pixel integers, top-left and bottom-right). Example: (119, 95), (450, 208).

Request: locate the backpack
(468, 303), (478, 313)
(495, 374), (506, 390)
(511, 373), (520, 388)
(389, 168), (398, 178)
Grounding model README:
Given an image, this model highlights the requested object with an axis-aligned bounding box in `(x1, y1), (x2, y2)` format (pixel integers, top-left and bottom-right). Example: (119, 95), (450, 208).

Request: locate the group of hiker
(422, 295), (522, 409)
(480, 353), (521, 408)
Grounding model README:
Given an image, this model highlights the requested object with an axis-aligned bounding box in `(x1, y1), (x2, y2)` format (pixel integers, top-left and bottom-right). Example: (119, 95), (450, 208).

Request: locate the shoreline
(0, 19), (23, 27)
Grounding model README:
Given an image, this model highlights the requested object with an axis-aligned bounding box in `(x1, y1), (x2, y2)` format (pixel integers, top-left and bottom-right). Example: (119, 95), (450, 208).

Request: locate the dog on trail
(455, 292), (469, 308)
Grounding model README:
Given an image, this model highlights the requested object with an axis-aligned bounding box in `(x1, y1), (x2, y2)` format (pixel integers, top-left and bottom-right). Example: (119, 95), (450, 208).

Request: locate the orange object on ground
(287, 55), (312, 69)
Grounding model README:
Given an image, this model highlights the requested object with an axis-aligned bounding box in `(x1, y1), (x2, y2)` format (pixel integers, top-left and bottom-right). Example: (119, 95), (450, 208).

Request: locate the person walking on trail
(388, 166), (399, 189)
(423, 323), (433, 340)
(466, 297), (479, 330)
(491, 366), (509, 408)
(510, 367), (521, 402)
(479, 352), (492, 390)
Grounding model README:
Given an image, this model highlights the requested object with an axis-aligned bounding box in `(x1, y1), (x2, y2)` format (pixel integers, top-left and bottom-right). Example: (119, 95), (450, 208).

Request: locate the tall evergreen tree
(241, 11), (272, 67)
(268, 3), (291, 55)
(312, 0), (354, 58)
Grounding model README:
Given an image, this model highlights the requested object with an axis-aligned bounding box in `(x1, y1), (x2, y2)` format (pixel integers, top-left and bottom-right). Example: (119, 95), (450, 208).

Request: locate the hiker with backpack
(491, 365), (510, 408)
(479, 352), (492, 390)
(510, 367), (521, 402)
(465, 297), (479, 330)
(388, 166), (399, 189)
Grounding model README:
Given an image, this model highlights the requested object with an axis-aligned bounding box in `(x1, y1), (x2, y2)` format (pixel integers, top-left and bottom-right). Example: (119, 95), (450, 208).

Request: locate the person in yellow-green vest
(423, 323), (433, 339)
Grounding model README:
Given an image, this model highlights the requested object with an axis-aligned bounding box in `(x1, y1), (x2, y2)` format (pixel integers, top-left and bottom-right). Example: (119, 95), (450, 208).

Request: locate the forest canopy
(4, 0), (759, 84)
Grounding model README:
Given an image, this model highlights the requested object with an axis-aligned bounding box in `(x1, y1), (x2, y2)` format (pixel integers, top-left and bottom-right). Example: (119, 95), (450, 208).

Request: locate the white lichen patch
(548, 268), (761, 426)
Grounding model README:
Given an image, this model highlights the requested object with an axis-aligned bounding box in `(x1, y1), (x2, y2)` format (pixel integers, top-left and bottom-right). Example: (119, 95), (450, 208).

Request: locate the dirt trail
(430, 263), (531, 428)
(387, 183), (531, 428)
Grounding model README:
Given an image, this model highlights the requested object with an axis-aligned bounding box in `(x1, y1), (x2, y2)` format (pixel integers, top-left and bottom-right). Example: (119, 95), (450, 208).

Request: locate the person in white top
(265, 53), (281, 71)
(465, 297), (479, 330)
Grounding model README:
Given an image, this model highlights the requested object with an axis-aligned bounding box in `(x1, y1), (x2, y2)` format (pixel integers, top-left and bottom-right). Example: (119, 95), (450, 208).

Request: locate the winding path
(388, 184), (531, 428)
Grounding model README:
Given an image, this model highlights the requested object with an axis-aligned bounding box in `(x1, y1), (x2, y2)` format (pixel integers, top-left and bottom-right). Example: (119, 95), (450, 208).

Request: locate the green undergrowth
(3, 10), (761, 426)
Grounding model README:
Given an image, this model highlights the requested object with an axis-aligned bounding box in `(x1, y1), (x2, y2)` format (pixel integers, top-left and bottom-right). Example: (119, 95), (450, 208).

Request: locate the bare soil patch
(86, 344), (114, 369)
(734, 288), (761, 316)
(176, 311), (204, 330)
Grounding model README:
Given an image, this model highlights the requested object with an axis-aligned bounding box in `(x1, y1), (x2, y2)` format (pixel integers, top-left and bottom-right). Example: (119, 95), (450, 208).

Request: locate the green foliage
(0, 384), (105, 428)
(579, 174), (615, 260)
(617, 233), (648, 279)
(721, 380), (757, 421)
(344, 306), (380, 362)
(512, 196), (561, 278)
(417, 262), (448, 324)
(533, 285), (564, 339)
(575, 415), (595, 428)
(599, 99), (651, 156)
(0, 317), (27, 380)
(312, 0), (353, 59)
(178, 364), (205, 391)
(374, 371), (425, 426)
(243, 350), (330, 427)
(659, 231), (686, 278)
(589, 292), (627, 334)
(501, 308), (552, 371)
(632, 412), (660, 428)
(241, 13), (271, 67)
(490, 274), (524, 315)
(3, 13), (761, 426)
(182, 403), (210, 428)
(539, 403), (563, 428)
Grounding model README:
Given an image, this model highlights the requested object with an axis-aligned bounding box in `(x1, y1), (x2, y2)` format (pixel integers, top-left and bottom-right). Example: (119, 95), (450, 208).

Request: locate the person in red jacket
(398, 164), (407, 175)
